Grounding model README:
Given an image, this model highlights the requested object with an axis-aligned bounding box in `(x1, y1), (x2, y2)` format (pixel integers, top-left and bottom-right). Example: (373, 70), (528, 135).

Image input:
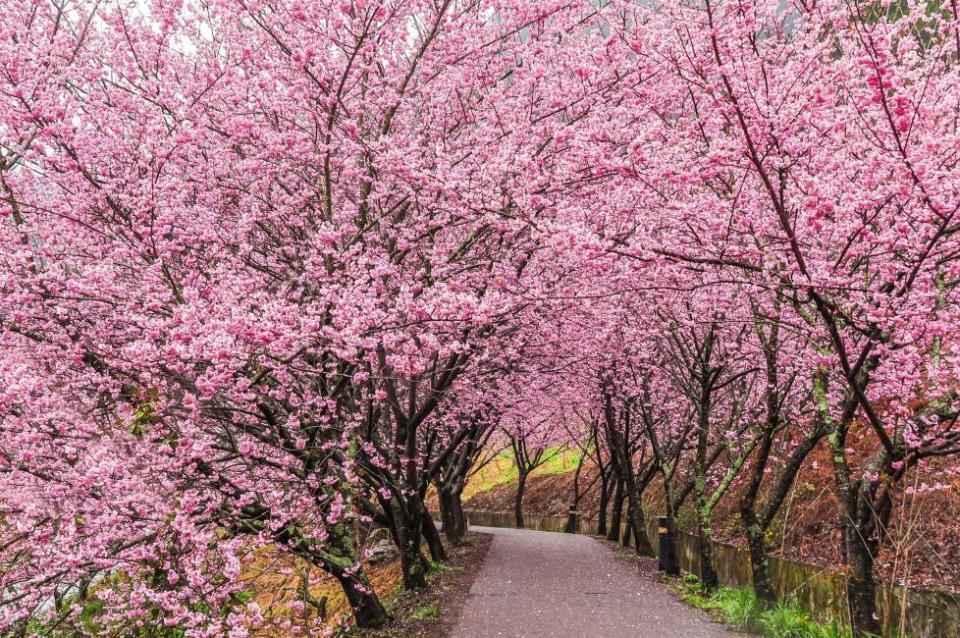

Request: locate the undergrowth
(409, 605), (442, 620)
(670, 573), (854, 638)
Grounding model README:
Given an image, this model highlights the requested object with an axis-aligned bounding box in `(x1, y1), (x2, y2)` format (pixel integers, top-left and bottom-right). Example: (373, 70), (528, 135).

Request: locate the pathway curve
(451, 525), (737, 638)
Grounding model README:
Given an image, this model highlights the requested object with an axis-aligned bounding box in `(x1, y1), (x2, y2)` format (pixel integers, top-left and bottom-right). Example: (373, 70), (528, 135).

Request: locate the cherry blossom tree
(601, 0), (960, 630)
(0, 0), (625, 632)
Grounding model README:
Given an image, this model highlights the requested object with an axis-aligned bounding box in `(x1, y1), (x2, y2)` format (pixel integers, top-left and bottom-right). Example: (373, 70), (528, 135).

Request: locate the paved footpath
(451, 526), (737, 638)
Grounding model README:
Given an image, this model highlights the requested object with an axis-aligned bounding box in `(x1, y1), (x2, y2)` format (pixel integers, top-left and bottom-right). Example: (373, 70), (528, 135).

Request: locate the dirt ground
(239, 531), (491, 637)
(352, 532), (493, 638)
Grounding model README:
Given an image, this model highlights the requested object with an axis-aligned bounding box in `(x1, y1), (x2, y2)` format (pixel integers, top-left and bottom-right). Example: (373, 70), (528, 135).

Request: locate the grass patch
(464, 446), (583, 498)
(426, 559), (455, 574)
(409, 605), (442, 620)
(613, 548), (635, 562)
(669, 574), (856, 638)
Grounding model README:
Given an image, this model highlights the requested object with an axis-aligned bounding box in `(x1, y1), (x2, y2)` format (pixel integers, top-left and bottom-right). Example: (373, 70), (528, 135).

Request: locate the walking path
(451, 526), (737, 638)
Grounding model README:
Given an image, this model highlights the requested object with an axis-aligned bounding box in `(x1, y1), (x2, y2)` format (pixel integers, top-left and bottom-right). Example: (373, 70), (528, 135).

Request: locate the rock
(367, 538), (399, 565)
(366, 526), (392, 545)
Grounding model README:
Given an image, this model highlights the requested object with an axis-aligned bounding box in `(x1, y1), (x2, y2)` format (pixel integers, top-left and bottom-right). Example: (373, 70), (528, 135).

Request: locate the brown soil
(352, 532), (493, 638)
(465, 464), (606, 520)
(240, 545), (405, 636)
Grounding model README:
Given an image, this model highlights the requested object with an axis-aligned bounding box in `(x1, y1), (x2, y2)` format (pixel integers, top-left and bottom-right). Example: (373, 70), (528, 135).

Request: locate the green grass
(710, 586), (764, 629)
(670, 575), (855, 638)
(410, 605), (442, 620)
(467, 446), (583, 496)
(427, 558), (457, 575)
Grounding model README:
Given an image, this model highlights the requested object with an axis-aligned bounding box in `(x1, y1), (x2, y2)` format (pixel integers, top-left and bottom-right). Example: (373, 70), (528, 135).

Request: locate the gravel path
(450, 525), (738, 638)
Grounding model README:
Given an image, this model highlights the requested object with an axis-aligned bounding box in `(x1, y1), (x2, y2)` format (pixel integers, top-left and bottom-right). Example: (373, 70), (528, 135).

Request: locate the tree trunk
(421, 508), (447, 562)
(693, 361), (718, 589)
(621, 512), (632, 547)
(565, 454), (586, 534)
(844, 479), (888, 637)
(564, 486), (579, 534)
(607, 478), (625, 542)
(634, 500), (654, 556)
(660, 514), (681, 576)
(400, 540), (429, 590)
(329, 567), (390, 628)
(452, 487), (468, 540)
(697, 511), (719, 590)
(438, 490), (458, 545)
(648, 415), (681, 576)
(515, 473), (527, 529)
(829, 427), (886, 637)
(282, 522), (389, 628)
(845, 533), (881, 638)
(597, 471), (611, 537)
(743, 513), (776, 605)
(439, 488), (467, 546)
(624, 475), (654, 556)
(390, 502), (429, 590)
(739, 421), (829, 606)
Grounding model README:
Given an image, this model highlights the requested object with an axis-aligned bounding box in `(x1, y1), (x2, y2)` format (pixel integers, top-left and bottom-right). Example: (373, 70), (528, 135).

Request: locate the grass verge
(667, 573), (855, 638)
